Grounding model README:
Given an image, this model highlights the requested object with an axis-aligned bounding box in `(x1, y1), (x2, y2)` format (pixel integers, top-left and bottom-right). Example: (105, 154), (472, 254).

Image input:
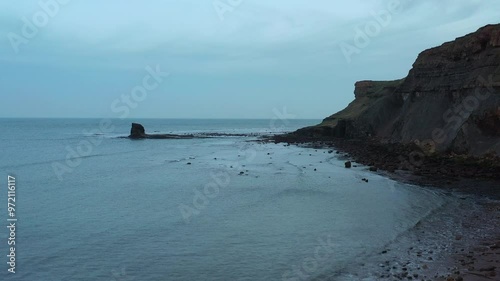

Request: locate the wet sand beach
(264, 136), (500, 281)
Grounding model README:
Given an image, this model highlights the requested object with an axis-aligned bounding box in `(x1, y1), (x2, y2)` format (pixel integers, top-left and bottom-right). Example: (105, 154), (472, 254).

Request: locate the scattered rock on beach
(479, 266), (496, 272)
(345, 161), (352, 168)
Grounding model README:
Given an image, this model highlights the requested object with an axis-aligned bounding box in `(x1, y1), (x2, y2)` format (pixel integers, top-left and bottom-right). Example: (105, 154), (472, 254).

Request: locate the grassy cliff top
(320, 79), (404, 127)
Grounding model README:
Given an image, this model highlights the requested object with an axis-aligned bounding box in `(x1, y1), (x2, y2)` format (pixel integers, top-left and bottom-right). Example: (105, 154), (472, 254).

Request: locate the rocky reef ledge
(129, 123), (197, 139)
(128, 123), (257, 139)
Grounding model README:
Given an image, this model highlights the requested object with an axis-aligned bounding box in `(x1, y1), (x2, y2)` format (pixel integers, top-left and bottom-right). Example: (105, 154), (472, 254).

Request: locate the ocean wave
(0, 149), (149, 170)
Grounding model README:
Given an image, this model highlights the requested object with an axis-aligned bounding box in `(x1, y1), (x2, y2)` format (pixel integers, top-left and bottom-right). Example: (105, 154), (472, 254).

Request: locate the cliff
(295, 24), (500, 156)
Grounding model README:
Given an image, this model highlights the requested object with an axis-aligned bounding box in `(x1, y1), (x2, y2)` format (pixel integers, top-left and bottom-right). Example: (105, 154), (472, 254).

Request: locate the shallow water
(0, 119), (493, 281)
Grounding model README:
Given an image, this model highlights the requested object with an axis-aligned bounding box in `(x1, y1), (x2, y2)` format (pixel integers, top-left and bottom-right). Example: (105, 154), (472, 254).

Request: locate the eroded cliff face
(306, 24), (500, 156)
(316, 79), (405, 139)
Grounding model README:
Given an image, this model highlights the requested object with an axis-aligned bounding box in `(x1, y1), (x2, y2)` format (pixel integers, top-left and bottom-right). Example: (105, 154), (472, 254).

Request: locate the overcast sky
(1, 0), (499, 119)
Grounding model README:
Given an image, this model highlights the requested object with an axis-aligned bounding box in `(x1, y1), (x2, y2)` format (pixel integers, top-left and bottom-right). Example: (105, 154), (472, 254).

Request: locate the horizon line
(0, 117), (323, 120)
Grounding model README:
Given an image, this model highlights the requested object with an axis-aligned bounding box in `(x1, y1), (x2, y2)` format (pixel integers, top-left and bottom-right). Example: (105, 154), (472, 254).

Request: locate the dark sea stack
(130, 123), (147, 139)
(285, 24), (500, 157)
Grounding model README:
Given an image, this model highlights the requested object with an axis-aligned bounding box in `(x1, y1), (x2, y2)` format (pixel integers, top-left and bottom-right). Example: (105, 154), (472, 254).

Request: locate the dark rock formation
(287, 24), (500, 156)
(130, 123), (146, 139)
(127, 123), (261, 140)
(128, 123), (196, 139)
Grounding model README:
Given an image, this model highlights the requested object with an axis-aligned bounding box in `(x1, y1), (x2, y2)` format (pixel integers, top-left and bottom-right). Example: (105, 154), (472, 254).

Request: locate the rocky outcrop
(127, 123), (255, 139)
(354, 80), (402, 98)
(130, 123), (146, 139)
(291, 24), (500, 156)
(128, 123), (196, 139)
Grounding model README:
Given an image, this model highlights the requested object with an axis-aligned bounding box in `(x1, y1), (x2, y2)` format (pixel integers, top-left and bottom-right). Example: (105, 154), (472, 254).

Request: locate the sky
(0, 0), (499, 119)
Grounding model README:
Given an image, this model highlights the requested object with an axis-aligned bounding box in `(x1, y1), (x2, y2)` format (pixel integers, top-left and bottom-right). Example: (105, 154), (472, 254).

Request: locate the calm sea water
(0, 119), (493, 281)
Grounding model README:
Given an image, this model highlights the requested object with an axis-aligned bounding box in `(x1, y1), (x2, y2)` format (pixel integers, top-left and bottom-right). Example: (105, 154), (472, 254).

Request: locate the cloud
(0, 0), (499, 118)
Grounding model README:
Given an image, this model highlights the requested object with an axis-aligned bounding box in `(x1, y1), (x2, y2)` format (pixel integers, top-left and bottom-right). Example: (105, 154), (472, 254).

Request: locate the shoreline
(265, 135), (500, 199)
(263, 135), (500, 280)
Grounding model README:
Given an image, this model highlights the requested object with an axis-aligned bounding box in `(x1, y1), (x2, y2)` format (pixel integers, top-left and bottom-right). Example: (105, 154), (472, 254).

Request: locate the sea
(0, 118), (497, 281)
